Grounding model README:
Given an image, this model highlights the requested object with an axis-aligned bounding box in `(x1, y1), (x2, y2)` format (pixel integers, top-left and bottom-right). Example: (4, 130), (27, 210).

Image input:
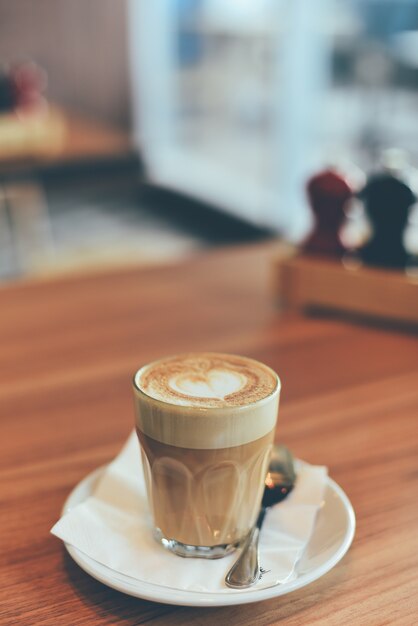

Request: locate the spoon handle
(225, 508), (266, 589)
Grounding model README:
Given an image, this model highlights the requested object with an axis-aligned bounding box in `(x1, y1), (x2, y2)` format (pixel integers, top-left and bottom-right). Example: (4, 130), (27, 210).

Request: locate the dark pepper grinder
(303, 169), (353, 258)
(358, 172), (416, 269)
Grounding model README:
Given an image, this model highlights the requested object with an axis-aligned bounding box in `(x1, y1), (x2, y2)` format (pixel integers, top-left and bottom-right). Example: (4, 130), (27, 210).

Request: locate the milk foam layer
(133, 353), (280, 449)
(137, 353), (277, 408)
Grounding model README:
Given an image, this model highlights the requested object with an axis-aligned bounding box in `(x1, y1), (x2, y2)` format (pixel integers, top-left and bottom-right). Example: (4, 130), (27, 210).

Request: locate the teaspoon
(225, 444), (296, 589)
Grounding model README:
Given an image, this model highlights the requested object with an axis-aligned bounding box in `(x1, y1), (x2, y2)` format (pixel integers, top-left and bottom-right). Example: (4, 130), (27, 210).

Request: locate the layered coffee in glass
(133, 353), (280, 558)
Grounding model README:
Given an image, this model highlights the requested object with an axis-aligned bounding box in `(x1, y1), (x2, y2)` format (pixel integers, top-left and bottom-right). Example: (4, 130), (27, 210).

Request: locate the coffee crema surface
(136, 353), (277, 407)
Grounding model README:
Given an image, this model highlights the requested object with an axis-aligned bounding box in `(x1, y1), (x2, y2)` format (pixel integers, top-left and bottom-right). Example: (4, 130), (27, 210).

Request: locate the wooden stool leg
(4, 179), (55, 275)
(0, 183), (19, 277)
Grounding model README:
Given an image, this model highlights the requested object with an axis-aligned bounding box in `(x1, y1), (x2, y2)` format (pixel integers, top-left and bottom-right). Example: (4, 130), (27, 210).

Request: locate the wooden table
(1, 243), (417, 625)
(0, 106), (136, 176)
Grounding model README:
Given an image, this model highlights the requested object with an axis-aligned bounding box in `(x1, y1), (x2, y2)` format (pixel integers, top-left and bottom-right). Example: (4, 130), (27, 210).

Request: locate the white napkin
(51, 432), (327, 593)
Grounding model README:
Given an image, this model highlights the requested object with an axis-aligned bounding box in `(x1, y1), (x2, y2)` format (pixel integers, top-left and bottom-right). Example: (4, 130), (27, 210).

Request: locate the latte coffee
(133, 353), (280, 558)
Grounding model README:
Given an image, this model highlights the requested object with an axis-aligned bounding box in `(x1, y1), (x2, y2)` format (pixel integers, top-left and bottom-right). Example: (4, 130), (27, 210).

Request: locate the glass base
(154, 528), (240, 559)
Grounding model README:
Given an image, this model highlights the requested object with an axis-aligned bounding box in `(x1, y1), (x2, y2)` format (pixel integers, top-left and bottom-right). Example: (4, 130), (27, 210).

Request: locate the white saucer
(63, 466), (355, 607)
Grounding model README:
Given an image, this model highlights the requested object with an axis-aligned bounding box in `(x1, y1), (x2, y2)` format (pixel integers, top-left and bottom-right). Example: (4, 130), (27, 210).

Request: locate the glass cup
(133, 356), (280, 559)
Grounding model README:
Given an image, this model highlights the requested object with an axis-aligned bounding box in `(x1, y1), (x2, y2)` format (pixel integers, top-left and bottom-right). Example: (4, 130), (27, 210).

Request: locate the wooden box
(275, 249), (418, 326)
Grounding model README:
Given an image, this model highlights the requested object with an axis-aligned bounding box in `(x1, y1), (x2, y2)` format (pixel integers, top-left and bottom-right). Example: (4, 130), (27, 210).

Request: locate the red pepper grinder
(303, 169), (353, 258)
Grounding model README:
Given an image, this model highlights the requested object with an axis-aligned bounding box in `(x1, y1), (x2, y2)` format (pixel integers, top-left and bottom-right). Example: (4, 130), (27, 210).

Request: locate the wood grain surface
(0, 242), (417, 625)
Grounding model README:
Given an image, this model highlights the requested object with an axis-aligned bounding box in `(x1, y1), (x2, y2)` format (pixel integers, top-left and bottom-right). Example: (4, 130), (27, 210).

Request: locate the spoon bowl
(263, 444), (296, 507)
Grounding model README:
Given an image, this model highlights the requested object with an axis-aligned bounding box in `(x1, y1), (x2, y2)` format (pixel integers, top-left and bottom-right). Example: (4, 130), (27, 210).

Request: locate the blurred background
(1, 0), (418, 280)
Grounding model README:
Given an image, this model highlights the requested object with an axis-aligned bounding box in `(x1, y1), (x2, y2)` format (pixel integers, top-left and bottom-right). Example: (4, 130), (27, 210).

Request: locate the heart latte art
(169, 369), (246, 400)
(136, 353), (278, 407)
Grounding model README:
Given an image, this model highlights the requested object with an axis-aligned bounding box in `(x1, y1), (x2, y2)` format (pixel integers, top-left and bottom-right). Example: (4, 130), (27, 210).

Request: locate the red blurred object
(303, 169), (353, 258)
(8, 62), (48, 114)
